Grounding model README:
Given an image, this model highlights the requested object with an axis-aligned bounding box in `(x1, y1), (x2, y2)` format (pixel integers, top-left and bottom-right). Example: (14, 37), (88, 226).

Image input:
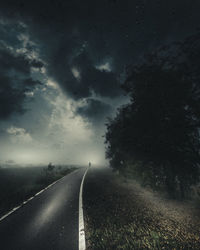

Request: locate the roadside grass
(84, 170), (200, 249)
(0, 165), (78, 217)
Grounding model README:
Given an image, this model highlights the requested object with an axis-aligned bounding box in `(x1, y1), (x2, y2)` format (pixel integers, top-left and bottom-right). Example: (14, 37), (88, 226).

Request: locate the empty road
(0, 168), (86, 250)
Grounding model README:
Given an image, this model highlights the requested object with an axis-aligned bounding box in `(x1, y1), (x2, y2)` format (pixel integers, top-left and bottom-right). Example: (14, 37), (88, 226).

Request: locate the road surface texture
(0, 168), (86, 250)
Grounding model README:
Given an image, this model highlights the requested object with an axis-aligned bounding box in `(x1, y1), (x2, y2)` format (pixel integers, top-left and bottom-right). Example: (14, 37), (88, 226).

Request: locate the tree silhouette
(47, 162), (55, 172)
(105, 33), (200, 198)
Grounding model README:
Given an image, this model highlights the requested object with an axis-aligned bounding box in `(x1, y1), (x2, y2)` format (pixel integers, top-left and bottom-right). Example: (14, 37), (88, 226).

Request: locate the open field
(84, 168), (200, 250)
(0, 165), (78, 217)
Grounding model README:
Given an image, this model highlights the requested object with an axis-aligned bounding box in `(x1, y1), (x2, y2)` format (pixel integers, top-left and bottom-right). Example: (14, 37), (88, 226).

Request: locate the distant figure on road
(89, 162), (91, 167)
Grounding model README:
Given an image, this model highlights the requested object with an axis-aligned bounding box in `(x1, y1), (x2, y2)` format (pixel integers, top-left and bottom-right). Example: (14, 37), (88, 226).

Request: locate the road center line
(0, 171), (75, 223)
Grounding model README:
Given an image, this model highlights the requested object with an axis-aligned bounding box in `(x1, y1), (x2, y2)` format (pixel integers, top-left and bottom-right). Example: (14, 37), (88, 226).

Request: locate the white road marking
(35, 189), (45, 196)
(27, 197), (34, 202)
(0, 172), (71, 223)
(0, 210), (14, 222)
(79, 167), (89, 250)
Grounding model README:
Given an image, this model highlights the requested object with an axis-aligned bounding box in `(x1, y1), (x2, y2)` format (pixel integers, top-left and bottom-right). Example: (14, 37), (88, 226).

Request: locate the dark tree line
(105, 33), (200, 198)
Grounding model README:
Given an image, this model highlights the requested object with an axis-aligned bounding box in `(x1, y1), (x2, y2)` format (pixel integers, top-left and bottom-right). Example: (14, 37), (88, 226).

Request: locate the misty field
(84, 169), (200, 250)
(0, 165), (77, 217)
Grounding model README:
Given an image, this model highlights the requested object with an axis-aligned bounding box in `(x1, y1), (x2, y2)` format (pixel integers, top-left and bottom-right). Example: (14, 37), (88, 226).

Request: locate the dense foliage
(105, 34), (200, 198)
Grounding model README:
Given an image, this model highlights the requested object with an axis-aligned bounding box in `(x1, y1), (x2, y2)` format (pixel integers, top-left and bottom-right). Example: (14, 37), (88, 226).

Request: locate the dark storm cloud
(0, 45), (42, 119)
(1, 0), (200, 123)
(30, 59), (44, 68)
(76, 98), (113, 126)
(55, 52), (121, 99)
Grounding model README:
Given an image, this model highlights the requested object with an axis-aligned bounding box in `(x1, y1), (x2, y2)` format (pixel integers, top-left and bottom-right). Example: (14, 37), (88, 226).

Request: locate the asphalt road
(0, 168), (86, 250)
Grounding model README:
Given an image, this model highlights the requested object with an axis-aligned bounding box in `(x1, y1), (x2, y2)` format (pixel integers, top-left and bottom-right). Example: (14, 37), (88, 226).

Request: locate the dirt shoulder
(83, 167), (200, 249)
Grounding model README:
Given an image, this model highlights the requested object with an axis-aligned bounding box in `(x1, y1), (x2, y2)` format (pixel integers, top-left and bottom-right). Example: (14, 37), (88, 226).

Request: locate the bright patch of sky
(96, 61), (112, 72)
(71, 67), (81, 80)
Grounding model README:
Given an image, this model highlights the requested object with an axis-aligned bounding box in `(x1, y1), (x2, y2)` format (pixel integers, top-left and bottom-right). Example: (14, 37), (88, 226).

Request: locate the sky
(0, 0), (200, 166)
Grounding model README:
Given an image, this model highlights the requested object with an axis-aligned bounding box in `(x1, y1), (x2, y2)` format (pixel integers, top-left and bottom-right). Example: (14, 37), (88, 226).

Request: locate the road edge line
(79, 167), (89, 250)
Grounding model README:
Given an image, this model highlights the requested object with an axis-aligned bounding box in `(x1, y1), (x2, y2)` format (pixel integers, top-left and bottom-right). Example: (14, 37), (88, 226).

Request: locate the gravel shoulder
(83, 167), (200, 249)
